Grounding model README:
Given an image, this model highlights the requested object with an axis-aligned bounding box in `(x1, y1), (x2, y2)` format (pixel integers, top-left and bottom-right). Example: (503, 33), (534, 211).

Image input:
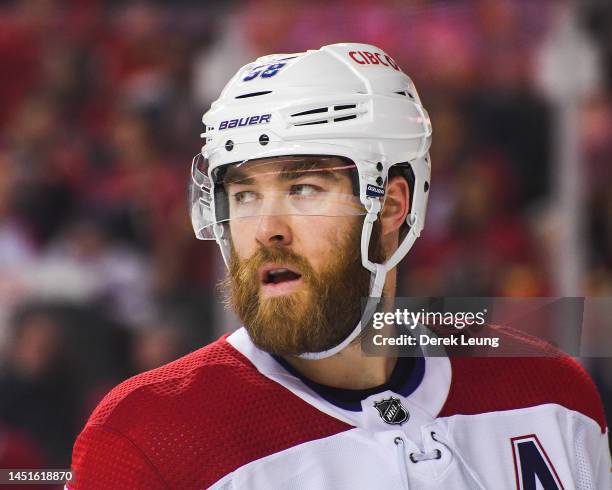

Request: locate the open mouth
(261, 265), (302, 286)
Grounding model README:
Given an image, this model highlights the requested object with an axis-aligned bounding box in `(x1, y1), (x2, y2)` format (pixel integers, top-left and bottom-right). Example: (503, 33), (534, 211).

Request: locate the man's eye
(233, 190), (258, 204)
(290, 184), (321, 197)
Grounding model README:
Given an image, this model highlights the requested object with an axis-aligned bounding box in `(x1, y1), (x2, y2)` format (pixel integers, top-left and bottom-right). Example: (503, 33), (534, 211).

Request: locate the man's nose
(255, 213), (292, 247)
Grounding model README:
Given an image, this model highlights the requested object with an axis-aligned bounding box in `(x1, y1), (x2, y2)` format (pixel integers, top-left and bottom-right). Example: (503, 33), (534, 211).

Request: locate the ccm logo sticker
(219, 114), (271, 130)
(348, 51), (401, 71)
(366, 184), (385, 197)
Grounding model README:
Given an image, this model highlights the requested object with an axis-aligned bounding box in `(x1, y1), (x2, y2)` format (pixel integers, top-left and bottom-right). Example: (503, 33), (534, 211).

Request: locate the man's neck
(282, 343), (397, 390)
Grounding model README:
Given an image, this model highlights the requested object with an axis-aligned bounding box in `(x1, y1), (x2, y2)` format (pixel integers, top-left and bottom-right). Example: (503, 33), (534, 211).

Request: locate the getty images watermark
(360, 297), (610, 357)
(370, 307), (498, 348)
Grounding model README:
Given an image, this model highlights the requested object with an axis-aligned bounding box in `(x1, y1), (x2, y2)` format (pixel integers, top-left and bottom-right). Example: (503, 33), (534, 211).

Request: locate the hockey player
(69, 43), (610, 489)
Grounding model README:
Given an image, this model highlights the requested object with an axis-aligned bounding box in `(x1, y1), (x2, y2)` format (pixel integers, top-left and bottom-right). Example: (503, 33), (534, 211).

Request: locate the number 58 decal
(243, 62), (286, 81)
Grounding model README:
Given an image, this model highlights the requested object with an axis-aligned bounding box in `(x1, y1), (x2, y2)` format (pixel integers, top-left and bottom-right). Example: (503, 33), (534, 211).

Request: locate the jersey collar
(227, 327), (451, 429)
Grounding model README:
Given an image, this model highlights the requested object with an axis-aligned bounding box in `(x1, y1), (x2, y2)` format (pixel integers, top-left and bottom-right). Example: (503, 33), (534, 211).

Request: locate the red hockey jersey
(68, 327), (610, 489)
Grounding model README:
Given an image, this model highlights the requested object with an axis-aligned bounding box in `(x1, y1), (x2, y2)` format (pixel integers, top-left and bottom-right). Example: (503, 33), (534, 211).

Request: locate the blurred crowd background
(0, 0), (610, 472)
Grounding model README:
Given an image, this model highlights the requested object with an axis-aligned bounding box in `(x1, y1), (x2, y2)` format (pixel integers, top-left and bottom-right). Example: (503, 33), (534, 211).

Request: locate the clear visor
(189, 153), (366, 240)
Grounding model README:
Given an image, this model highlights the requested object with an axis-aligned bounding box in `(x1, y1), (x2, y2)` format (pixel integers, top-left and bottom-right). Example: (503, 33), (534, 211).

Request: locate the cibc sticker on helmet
(366, 184), (385, 198)
(348, 50), (401, 71)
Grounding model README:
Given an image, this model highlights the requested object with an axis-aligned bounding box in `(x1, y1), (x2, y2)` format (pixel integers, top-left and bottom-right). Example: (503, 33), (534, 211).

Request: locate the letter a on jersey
(511, 435), (564, 490)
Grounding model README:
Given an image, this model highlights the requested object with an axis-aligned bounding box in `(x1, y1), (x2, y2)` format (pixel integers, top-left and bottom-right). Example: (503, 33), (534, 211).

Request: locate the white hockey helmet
(189, 42), (432, 358)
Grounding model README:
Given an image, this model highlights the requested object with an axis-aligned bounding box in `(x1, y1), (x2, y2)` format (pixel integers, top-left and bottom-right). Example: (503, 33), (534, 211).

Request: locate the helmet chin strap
(298, 198), (422, 360)
(298, 199), (387, 360)
(214, 223), (231, 267)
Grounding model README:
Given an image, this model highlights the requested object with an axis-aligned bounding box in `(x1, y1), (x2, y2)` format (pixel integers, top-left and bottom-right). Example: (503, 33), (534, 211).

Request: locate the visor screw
(376, 176), (384, 186)
(424, 181), (430, 192)
(376, 162), (383, 172)
(225, 140), (234, 151)
(259, 134), (269, 146)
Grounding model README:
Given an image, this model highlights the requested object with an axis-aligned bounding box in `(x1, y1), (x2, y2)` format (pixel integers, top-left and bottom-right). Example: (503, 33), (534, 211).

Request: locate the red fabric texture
(69, 334), (352, 489)
(440, 325), (607, 433)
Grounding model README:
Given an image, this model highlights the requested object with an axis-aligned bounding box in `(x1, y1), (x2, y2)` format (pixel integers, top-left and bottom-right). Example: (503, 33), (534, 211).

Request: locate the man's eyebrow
(223, 167), (255, 185)
(224, 160), (354, 184)
(278, 162), (354, 182)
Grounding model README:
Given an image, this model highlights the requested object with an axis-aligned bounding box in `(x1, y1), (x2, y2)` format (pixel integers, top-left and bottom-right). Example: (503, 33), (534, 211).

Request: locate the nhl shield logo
(374, 397), (409, 425)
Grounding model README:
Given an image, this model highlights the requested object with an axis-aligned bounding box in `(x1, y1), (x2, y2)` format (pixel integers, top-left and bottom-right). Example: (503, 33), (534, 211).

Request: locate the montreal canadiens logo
(374, 397), (409, 425)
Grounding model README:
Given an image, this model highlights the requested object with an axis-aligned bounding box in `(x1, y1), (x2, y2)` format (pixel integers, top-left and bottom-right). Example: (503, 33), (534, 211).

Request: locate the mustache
(219, 245), (317, 307)
(230, 246), (316, 286)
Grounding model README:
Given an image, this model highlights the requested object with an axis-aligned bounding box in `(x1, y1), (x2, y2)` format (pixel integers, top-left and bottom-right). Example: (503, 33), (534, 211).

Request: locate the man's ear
(379, 175), (410, 237)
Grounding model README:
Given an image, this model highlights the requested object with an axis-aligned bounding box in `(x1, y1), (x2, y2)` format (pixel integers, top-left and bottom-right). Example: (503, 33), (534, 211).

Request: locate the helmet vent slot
(291, 107), (328, 117)
(288, 102), (363, 128)
(235, 91), (272, 99)
(395, 91), (415, 100)
(294, 120), (329, 126)
(334, 115), (356, 122)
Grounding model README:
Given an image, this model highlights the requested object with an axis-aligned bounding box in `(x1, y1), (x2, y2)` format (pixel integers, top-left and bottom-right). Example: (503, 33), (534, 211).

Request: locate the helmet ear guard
(386, 153), (431, 270)
(387, 161), (416, 242)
